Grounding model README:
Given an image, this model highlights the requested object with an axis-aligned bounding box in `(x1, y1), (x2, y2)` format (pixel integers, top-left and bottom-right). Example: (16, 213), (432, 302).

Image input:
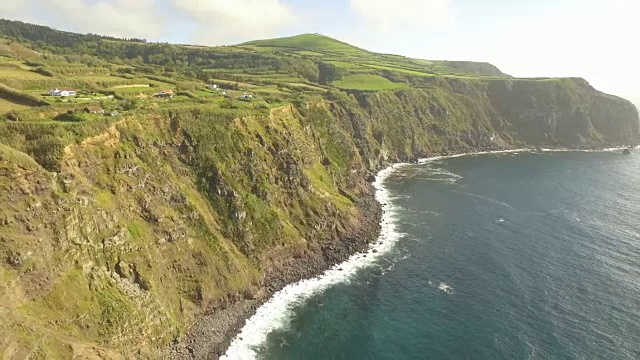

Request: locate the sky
(2, 0), (639, 101)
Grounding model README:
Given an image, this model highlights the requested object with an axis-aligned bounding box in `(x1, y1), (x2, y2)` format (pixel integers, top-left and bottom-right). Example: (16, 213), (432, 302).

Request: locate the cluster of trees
(0, 19), (146, 49)
(0, 19), (345, 85)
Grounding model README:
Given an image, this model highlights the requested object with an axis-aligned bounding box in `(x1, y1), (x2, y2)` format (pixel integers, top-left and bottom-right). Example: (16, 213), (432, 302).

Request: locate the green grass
(292, 50), (324, 56)
(0, 143), (45, 172)
(251, 85), (291, 96)
(0, 39), (41, 59)
(243, 34), (366, 55)
(362, 63), (435, 76)
(111, 84), (150, 89)
(0, 67), (49, 79)
(332, 74), (407, 91)
(0, 98), (30, 112)
(326, 61), (363, 70)
(286, 83), (326, 91)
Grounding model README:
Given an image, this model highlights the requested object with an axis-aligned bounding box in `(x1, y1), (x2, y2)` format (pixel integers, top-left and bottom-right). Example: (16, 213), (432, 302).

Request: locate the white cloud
(350, 0), (452, 32)
(476, 0), (640, 96)
(0, 0), (167, 39)
(1, 0), (297, 44)
(0, 2), (30, 13)
(171, 0), (297, 44)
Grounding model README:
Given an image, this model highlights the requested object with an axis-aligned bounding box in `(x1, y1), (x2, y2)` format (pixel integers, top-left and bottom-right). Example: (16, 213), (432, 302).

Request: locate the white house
(206, 84), (218, 90)
(49, 88), (76, 97)
(239, 93), (253, 101)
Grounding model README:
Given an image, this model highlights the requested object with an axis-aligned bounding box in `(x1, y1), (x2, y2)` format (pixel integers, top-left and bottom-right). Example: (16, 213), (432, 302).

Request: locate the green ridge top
(242, 33), (366, 54)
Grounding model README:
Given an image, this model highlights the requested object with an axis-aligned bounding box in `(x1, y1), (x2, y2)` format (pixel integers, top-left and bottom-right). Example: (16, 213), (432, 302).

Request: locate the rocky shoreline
(169, 184), (383, 359)
(167, 145), (636, 359)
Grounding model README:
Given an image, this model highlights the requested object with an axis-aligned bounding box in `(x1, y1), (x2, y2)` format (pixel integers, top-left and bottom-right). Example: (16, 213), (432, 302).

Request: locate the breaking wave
(221, 164), (407, 359)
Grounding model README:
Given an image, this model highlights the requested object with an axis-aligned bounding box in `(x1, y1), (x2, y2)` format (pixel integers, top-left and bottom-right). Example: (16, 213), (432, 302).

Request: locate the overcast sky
(2, 0), (639, 100)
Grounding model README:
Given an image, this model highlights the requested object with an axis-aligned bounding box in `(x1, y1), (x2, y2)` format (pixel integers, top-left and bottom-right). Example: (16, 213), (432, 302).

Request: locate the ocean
(223, 150), (640, 360)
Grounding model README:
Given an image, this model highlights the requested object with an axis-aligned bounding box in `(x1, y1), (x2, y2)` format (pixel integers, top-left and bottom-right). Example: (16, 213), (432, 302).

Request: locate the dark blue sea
(225, 151), (640, 360)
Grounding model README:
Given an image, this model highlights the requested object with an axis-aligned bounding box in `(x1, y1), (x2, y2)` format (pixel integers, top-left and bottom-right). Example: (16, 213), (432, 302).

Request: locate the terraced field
(333, 74), (407, 90)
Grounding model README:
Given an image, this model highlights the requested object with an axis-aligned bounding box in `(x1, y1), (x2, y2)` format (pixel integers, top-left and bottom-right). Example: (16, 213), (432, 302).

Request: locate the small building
(49, 88), (76, 97)
(84, 105), (105, 114)
(206, 84), (218, 90)
(156, 90), (175, 98)
(239, 93), (253, 101)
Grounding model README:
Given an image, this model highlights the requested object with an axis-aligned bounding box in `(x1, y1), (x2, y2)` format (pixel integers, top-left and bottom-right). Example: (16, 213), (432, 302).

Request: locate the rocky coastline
(168, 144), (640, 359)
(169, 184), (383, 359)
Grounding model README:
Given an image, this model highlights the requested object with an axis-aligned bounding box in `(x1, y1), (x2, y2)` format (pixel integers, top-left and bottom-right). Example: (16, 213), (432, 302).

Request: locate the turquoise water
(243, 151), (640, 359)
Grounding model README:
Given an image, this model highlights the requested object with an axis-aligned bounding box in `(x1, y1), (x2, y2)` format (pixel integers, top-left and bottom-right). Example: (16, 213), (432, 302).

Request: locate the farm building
(156, 90), (175, 98)
(49, 88), (76, 97)
(84, 105), (105, 114)
(239, 93), (253, 101)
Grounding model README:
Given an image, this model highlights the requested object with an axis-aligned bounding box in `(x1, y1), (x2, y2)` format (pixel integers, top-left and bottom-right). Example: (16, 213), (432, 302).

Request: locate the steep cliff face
(1, 77), (638, 358)
(486, 78), (639, 147)
(321, 77), (639, 168)
(0, 108), (362, 358)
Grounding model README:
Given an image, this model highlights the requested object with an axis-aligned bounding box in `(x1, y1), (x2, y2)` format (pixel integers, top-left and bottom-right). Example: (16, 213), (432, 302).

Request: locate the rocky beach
(169, 185), (383, 359)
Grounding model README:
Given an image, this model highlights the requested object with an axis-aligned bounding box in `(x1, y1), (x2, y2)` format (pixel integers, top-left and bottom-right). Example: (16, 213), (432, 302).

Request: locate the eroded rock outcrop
(0, 77), (638, 358)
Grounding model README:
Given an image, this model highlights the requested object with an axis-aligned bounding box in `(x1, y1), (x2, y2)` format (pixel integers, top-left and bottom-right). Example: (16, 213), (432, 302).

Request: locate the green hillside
(0, 18), (638, 359)
(243, 33), (366, 54)
(0, 18), (517, 127)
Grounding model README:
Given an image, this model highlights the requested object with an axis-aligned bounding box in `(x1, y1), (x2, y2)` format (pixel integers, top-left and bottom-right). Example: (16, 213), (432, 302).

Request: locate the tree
(122, 98), (139, 110)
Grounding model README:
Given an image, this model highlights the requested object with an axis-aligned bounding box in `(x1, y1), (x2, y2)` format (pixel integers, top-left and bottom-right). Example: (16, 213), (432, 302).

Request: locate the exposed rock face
(0, 77), (638, 358)
(486, 78), (639, 147)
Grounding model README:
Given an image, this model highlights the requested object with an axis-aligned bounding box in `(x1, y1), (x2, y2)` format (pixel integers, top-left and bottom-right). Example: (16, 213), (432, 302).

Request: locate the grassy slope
(332, 74), (406, 90)
(0, 21), (638, 358)
(243, 33), (366, 54)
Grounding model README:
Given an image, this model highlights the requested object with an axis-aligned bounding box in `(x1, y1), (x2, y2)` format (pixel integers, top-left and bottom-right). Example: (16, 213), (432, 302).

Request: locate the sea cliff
(1, 76), (638, 358)
(0, 20), (639, 358)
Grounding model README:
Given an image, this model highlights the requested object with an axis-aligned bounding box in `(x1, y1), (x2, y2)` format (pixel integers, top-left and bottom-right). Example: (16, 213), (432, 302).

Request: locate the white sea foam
(221, 147), (633, 359)
(438, 282), (453, 294)
(417, 146), (635, 164)
(418, 165), (463, 184)
(221, 164), (407, 360)
(418, 149), (532, 164)
(456, 191), (514, 209)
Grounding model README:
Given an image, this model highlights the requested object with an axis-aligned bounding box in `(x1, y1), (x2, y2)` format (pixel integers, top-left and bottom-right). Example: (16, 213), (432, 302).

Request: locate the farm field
(332, 74), (407, 90)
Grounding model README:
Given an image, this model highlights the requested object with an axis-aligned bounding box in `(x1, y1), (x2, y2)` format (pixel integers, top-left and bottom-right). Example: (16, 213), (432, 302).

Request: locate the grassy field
(286, 83), (327, 91)
(0, 98), (29, 112)
(292, 50), (325, 56)
(0, 30), (561, 126)
(0, 67), (49, 79)
(362, 63), (435, 76)
(332, 74), (407, 91)
(0, 39), (40, 59)
(242, 33), (366, 55)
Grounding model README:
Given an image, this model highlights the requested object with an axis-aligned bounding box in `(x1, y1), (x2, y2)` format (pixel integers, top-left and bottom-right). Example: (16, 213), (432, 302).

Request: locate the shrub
(177, 90), (196, 99)
(121, 98), (139, 111)
(220, 98), (234, 109)
(32, 67), (55, 77)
